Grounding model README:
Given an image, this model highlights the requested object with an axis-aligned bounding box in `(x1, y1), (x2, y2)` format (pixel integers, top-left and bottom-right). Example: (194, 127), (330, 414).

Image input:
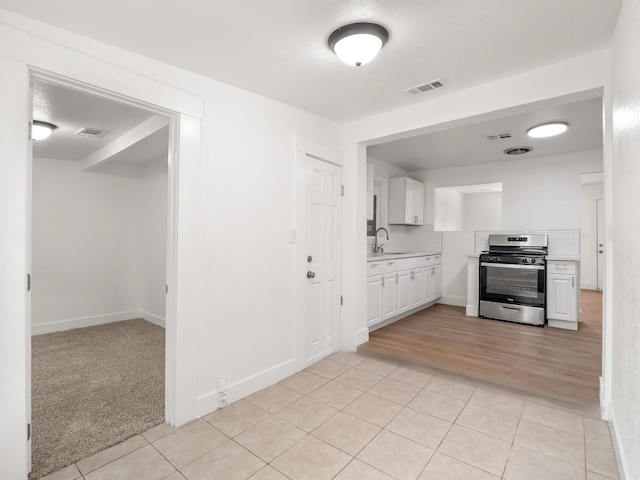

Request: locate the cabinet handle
(395, 274), (398, 284)
(414, 215), (418, 223)
(382, 277), (385, 287)
(410, 271), (415, 279)
(572, 277), (574, 288)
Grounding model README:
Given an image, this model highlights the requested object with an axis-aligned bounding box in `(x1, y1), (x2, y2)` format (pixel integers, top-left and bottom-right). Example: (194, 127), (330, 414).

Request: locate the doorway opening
(30, 76), (171, 478)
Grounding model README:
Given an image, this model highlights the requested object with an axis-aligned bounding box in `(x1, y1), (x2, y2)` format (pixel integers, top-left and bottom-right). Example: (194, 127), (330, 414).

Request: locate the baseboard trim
(195, 357), (298, 418)
(140, 310), (166, 328)
(608, 409), (628, 480)
(31, 310), (143, 335)
(356, 327), (369, 347)
(439, 295), (466, 307)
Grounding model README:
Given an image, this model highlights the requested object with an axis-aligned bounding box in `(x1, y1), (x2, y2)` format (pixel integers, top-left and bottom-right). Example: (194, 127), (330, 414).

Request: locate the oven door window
(480, 264), (545, 306)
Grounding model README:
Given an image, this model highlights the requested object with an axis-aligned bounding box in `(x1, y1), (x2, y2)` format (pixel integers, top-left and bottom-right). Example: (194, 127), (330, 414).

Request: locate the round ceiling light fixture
(32, 120), (58, 141)
(328, 22), (389, 67)
(527, 122), (568, 138)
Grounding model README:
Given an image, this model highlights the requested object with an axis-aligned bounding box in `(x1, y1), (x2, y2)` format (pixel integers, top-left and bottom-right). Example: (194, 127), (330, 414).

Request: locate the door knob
(599, 250), (604, 253)
(307, 271), (316, 279)
(307, 255), (313, 263)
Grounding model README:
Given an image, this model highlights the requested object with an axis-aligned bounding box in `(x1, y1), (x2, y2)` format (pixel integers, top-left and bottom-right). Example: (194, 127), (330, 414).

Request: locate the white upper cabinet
(388, 176), (424, 225)
(366, 163), (374, 221)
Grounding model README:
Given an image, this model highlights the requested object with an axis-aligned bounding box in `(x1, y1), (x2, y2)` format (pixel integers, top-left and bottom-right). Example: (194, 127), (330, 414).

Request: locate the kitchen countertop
(367, 251), (440, 261)
(546, 256), (581, 262)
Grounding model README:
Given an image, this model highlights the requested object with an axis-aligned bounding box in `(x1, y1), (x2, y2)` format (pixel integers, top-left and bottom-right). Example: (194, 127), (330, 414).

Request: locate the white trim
(599, 376), (610, 420)
(0, 56), (30, 480)
(608, 410), (628, 480)
(31, 310), (143, 335)
(140, 311), (166, 328)
(466, 305), (479, 317)
(356, 327), (370, 346)
(293, 134), (343, 166)
(195, 358), (297, 418)
(439, 295), (466, 307)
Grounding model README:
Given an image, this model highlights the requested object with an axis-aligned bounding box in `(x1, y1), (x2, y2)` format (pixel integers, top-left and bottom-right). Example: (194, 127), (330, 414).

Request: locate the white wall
(580, 183), (604, 289)
(435, 188), (464, 231)
(609, 1), (640, 477)
(31, 156), (168, 333)
(463, 192), (502, 231)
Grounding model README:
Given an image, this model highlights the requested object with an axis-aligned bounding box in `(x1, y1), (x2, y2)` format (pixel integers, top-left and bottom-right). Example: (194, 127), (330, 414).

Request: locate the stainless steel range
(479, 234), (548, 326)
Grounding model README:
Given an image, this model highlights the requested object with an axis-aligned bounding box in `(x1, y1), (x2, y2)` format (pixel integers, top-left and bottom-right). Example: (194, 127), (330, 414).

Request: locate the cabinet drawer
(547, 262), (577, 275)
(395, 257), (423, 271)
(383, 259), (398, 273)
(367, 261), (383, 277)
(431, 254), (441, 265)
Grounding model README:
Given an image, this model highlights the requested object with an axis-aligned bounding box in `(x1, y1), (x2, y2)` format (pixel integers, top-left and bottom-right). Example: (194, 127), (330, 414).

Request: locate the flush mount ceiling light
(32, 120), (58, 141)
(527, 122), (568, 138)
(328, 22), (389, 67)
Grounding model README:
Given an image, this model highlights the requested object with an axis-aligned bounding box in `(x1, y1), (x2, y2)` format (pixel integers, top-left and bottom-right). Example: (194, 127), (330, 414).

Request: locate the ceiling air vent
(503, 146), (533, 156)
(485, 132), (512, 142)
(75, 127), (109, 138)
(403, 78), (445, 95)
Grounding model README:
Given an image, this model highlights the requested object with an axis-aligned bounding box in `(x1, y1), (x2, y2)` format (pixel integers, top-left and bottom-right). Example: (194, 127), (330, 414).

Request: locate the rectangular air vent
(485, 132), (512, 142)
(403, 78), (445, 95)
(75, 127), (109, 138)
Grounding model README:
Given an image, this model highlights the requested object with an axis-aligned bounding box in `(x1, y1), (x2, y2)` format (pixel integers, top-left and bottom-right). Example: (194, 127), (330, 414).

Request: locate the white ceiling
(0, 0), (622, 122)
(32, 79), (168, 164)
(368, 96), (604, 171)
(18, 2), (618, 169)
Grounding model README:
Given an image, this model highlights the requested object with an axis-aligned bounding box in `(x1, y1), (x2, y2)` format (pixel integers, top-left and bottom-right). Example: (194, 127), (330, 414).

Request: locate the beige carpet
(30, 319), (165, 479)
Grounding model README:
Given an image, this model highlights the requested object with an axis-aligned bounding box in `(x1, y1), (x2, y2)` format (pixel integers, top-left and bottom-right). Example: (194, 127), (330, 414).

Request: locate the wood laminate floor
(359, 290), (603, 410)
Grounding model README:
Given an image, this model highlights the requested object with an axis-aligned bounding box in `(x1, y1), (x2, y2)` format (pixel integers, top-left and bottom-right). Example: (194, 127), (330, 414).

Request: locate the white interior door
(305, 156), (341, 364)
(597, 198), (605, 290)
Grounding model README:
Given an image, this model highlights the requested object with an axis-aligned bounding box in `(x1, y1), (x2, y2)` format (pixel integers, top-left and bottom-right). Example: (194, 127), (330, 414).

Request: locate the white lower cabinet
(546, 260), (579, 330)
(410, 269), (424, 309)
(366, 275), (383, 327)
(367, 254), (442, 329)
(382, 273), (398, 320)
(397, 270), (412, 314)
(431, 264), (442, 300)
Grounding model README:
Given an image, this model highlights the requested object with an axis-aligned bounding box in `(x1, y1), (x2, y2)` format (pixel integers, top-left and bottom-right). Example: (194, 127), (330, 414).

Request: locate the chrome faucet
(374, 227), (389, 253)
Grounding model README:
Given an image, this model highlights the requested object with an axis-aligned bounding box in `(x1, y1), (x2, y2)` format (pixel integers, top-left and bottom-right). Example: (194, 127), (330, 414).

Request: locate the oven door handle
(501, 305), (522, 311)
(480, 263), (545, 270)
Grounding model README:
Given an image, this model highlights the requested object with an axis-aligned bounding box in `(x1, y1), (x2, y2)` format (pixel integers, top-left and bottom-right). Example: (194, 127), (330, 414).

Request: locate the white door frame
(0, 46), (203, 476)
(27, 69), (201, 427)
(293, 136), (343, 371)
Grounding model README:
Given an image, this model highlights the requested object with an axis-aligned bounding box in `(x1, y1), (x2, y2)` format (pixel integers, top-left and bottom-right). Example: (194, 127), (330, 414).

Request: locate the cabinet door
(431, 265), (442, 300)
(547, 273), (577, 321)
(382, 273), (398, 320)
(406, 178), (424, 225)
(397, 271), (411, 314)
(367, 275), (383, 327)
(423, 266), (433, 303)
(410, 269), (424, 308)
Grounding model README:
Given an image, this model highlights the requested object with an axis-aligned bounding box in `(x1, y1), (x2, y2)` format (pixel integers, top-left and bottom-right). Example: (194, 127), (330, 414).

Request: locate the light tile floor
(41, 352), (620, 480)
